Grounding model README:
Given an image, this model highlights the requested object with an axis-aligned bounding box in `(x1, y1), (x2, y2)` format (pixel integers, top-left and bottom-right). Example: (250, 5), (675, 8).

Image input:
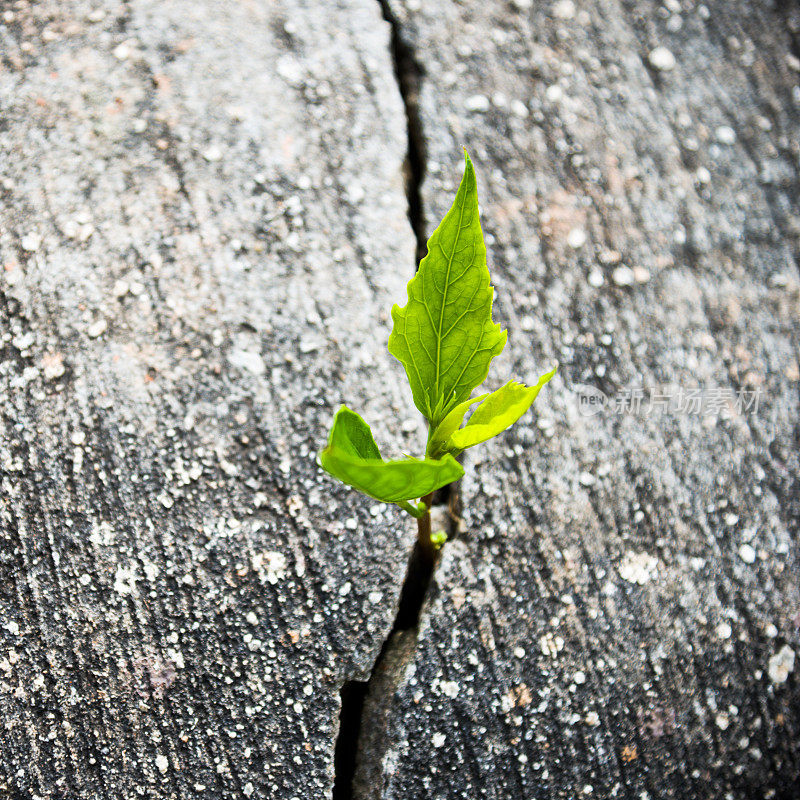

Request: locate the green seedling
(319, 150), (556, 557)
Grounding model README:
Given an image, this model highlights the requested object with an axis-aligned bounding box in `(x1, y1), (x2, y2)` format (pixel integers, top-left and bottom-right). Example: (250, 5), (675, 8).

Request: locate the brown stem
(416, 492), (435, 564)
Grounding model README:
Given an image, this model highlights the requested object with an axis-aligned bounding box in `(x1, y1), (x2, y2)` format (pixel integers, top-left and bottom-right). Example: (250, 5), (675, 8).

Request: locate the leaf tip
(462, 147), (475, 178)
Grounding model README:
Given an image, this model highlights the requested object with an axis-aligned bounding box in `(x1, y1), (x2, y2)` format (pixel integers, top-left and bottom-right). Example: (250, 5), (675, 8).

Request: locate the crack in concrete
(330, 5), (463, 798)
(332, 497), (461, 800)
(332, 536), (435, 800)
(378, 0), (428, 265)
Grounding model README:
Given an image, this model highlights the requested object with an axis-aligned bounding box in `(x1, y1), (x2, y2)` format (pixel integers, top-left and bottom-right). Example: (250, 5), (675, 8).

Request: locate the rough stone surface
(0, 1), (421, 797)
(3, 0), (800, 798)
(368, 1), (800, 798)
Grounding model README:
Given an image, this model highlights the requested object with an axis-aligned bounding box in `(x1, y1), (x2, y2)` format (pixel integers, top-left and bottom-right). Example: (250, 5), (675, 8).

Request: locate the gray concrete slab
(2, 1), (799, 798)
(361, 1), (800, 797)
(0, 1), (420, 797)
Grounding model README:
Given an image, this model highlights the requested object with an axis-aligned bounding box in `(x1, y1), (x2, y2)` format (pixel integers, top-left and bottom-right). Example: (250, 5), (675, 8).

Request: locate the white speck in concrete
(567, 227), (587, 249)
(511, 99), (529, 118)
(440, 680), (460, 698)
(113, 42), (131, 60)
(649, 47), (676, 71)
(696, 166), (711, 184)
(203, 145), (223, 162)
(553, 0), (576, 19)
(765, 623), (778, 638)
(465, 94), (490, 112)
(346, 181), (365, 204)
(715, 126), (737, 145)
(276, 55), (304, 85)
(299, 337), (321, 354)
(87, 319), (107, 339)
(612, 265), (635, 286)
(545, 84), (563, 102)
(168, 648), (185, 670)
(768, 644), (795, 684)
(21, 233), (41, 252)
(228, 350), (265, 376)
(588, 269), (604, 288)
(738, 544), (756, 564)
(578, 471), (595, 487)
(142, 560), (158, 582)
(540, 633), (564, 657)
(252, 551), (287, 585)
(619, 551), (658, 585)
(113, 564), (139, 597)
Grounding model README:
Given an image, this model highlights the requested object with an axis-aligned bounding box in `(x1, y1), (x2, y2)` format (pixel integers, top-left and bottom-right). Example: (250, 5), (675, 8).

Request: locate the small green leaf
(388, 150), (507, 428)
(325, 405), (381, 461)
(319, 406), (464, 503)
(426, 391), (488, 459)
(448, 367), (557, 451)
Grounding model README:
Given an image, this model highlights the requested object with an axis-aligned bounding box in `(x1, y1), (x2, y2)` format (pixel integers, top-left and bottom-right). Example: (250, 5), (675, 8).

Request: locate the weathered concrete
(0, 1), (421, 797)
(3, 0), (800, 798)
(365, 0), (800, 797)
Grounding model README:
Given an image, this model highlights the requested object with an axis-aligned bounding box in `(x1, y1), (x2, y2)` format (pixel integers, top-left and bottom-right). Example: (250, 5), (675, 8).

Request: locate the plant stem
(397, 499), (416, 517)
(398, 499), (426, 518)
(416, 492), (435, 562)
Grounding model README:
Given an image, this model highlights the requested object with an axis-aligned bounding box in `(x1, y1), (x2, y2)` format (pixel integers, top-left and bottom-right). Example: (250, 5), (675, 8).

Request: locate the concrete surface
(1, 1), (798, 798)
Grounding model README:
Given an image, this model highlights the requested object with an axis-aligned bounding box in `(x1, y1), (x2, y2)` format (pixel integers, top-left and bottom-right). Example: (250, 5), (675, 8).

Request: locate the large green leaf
(388, 151), (507, 428)
(448, 367), (557, 451)
(319, 407), (464, 503)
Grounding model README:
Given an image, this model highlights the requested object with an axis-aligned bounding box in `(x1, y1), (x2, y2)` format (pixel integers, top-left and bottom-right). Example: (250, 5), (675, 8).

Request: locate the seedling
(319, 151), (556, 557)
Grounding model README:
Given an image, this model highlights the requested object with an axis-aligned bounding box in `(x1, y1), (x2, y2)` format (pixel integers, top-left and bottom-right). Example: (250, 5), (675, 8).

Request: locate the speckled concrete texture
(1, 1), (799, 798)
